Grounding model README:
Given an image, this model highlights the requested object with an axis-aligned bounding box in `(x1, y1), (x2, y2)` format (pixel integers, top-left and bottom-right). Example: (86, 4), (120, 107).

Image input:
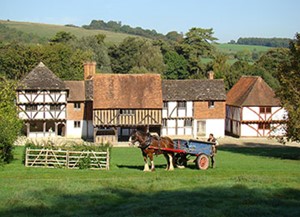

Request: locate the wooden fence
(25, 148), (110, 170)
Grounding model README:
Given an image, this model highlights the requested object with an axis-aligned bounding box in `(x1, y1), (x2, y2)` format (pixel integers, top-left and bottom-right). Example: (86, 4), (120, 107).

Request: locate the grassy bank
(0, 146), (299, 216)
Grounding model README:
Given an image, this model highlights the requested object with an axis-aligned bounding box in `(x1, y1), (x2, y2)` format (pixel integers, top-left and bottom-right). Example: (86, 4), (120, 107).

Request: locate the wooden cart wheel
(196, 154), (209, 170)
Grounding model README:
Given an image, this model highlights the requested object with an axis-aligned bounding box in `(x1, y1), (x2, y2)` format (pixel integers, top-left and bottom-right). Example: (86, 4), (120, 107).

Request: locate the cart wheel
(196, 154), (209, 170)
(174, 153), (187, 168)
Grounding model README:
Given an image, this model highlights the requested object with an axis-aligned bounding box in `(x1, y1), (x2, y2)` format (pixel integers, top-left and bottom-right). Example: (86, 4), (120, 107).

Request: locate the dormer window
(208, 101), (215, 108)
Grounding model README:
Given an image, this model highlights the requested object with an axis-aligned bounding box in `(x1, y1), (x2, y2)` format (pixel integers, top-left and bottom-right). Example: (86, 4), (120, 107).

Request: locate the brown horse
(129, 130), (175, 171)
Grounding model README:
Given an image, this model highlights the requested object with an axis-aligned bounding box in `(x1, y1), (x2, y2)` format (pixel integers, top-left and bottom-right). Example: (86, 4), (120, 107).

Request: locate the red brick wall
(194, 101), (225, 119)
(67, 102), (85, 120)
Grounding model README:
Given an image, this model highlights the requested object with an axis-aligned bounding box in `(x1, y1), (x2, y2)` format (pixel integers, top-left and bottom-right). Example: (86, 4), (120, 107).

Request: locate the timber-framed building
(17, 62), (67, 137)
(225, 76), (286, 137)
(162, 73), (226, 138)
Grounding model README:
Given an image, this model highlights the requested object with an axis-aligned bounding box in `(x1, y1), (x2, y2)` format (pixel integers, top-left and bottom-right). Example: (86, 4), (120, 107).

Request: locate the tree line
(82, 19), (183, 41)
(230, 37), (292, 48)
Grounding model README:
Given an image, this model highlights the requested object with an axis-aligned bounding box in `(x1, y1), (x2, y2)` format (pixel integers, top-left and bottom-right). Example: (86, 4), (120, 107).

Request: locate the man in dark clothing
(207, 133), (218, 168)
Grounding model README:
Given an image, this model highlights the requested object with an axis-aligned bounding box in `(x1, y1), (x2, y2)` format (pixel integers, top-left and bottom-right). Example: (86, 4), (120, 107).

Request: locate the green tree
(177, 27), (218, 78)
(163, 50), (188, 79)
(49, 31), (76, 43)
(0, 77), (23, 164)
(0, 43), (41, 79)
(130, 40), (165, 74)
(276, 33), (300, 142)
(109, 37), (165, 74)
(41, 43), (92, 80)
(73, 34), (111, 72)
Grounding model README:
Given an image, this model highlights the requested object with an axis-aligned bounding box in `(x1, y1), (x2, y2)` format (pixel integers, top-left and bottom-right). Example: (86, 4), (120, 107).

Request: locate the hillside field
(0, 20), (271, 54)
(0, 145), (299, 217)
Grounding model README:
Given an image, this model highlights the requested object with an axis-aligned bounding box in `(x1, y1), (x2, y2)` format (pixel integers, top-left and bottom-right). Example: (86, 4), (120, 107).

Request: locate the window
(184, 119), (193, 127)
(258, 123), (270, 130)
(163, 102), (168, 109)
(260, 107), (271, 114)
(74, 103), (81, 110)
(74, 121), (81, 128)
(25, 105), (37, 111)
(208, 101), (215, 108)
(50, 104), (60, 111)
(178, 101), (186, 109)
(120, 109), (135, 115)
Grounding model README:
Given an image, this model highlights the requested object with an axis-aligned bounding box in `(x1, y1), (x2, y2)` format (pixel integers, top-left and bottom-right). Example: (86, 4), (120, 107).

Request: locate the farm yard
(0, 138), (299, 217)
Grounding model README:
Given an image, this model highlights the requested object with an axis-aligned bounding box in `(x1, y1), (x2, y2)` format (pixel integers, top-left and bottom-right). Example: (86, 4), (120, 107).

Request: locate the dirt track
(217, 136), (299, 148)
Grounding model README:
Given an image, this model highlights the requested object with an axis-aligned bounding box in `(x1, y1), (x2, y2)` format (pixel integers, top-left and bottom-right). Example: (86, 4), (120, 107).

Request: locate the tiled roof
(17, 62), (66, 90)
(93, 74), (162, 109)
(226, 76), (280, 107)
(65, 81), (85, 101)
(162, 79), (226, 101)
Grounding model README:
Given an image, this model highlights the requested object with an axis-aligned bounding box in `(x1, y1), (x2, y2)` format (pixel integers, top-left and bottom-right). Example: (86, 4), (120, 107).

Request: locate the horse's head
(129, 130), (149, 147)
(129, 130), (140, 146)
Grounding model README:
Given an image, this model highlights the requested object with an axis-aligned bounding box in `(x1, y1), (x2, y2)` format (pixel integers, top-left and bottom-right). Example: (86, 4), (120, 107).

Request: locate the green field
(0, 20), (139, 44)
(215, 43), (271, 53)
(1, 20), (272, 55)
(0, 146), (299, 217)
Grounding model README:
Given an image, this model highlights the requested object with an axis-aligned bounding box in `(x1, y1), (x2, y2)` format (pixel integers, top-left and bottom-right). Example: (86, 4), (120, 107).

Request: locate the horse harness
(139, 134), (162, 151)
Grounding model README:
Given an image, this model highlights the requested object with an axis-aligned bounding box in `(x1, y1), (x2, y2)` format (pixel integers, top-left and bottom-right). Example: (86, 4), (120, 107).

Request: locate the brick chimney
(208, 71), (214, 80)
(84, 62), (96, 80)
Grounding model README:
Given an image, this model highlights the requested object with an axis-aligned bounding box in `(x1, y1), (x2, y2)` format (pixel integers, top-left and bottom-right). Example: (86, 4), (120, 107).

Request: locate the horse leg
(164, 153), (170, 170)
(149, 153), (155, 171)
(142, 152), (150, 172)
(168, 153), (174, 171)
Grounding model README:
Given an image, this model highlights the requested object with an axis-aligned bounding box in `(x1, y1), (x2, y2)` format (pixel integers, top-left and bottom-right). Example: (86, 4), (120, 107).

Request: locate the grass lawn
(0, 146), (299, 217)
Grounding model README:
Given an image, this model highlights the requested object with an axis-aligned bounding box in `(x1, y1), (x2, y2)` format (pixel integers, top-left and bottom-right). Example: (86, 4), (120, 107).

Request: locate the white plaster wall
(168, 102), (177, 118)
(243, 107), (259, 120)
(66, 120), (85, 138)
(241, 123), (257, 136)
(186, 101), (193, 117)
(272, 107), (286, 120)
(205, 119), (225, 138)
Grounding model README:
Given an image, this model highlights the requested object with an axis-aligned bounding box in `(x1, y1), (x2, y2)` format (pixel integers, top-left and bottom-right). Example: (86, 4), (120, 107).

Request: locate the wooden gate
(25, 148), (109, 170)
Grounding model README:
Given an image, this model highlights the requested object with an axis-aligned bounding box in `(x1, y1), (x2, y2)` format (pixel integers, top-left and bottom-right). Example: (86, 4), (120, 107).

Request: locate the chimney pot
(208, 71), (214, 80)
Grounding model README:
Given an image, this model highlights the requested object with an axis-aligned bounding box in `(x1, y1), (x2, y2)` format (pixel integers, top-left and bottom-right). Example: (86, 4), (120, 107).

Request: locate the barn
(225, 76), (286, 137)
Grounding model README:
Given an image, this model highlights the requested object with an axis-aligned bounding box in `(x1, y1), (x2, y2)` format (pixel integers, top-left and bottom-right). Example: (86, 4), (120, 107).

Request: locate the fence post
(25, 148), (29, 167)
(66, 150), (69, 168)
(106, 148), (110, 170)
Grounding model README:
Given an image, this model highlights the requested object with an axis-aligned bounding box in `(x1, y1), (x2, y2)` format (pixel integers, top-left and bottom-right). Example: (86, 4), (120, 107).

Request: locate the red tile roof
(93, 74), (162, 109)
(226, 76), (280, 107)
(65, 81), (85, 101)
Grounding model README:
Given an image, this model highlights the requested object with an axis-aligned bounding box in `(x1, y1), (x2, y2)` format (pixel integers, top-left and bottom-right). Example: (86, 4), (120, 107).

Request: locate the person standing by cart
(207, 133), (218, 168)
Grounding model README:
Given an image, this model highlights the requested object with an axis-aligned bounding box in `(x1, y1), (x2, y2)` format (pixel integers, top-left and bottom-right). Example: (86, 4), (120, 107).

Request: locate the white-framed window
(208, 101), (215, 108)
(74, 121), (81, 128)
(74, 103), (81, 110)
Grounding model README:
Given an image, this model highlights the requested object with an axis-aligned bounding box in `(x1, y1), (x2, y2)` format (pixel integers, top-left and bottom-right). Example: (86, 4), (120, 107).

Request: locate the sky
(1, 0), (299, 42)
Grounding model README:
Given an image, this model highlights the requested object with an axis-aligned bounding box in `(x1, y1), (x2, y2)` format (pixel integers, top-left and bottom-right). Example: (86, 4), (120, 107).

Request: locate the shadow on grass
(219, 146), (300, 160)
(1, 185), (299, 217)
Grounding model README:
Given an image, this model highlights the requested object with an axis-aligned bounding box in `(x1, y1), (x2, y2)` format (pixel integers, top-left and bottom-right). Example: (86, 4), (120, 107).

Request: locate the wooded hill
(0, 19), (293, 92)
